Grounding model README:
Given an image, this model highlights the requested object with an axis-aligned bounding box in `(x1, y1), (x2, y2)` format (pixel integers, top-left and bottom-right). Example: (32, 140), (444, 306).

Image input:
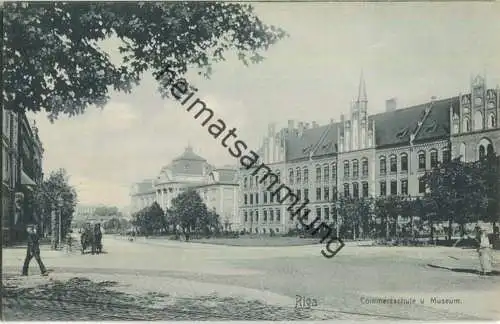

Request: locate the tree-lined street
(2, 236), (499, 320)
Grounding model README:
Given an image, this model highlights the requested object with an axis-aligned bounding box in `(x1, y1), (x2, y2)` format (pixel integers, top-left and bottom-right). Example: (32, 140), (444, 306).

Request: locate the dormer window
(396, 128), (408, 139)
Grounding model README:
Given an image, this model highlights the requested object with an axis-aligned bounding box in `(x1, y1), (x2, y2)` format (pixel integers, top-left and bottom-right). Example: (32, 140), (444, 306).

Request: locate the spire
(357, 70), (367, 102)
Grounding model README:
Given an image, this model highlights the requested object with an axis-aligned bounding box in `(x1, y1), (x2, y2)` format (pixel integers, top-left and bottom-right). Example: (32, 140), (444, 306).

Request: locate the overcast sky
(29, 2), (500, 209)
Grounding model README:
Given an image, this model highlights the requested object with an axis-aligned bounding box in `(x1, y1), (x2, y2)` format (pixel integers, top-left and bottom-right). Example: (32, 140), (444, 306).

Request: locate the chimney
(288, 120), (295, 132)
(304, 122), (310, 129)
(385, 98), (397, 112)
(340, 114), (345, 122)
(298, 122), (304, 137)
(312, 121), (318, 128)
(330, 118), (334, 124)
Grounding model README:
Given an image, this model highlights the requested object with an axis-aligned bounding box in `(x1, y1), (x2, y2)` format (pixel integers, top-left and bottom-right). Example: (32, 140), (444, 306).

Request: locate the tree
(373, 195), (407, 239)
(3, 2), (287, 119)
(33, 168), (78, 240)
(421, 157), (488, 241)
(102, 217), (126, 233)
(169, 189), (220, 240)
(94, 206), (120, 219)
(130, 202), (165, 235)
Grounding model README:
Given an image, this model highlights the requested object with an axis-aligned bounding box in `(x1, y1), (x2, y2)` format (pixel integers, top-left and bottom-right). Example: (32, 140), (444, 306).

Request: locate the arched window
(463, 117), (471, 132)
(276, 170), (281, 183)
(362, 158), (368, 177)
(323, 164), (329, 183)
(316, 165), (321, 183)
(400, 153), (408, 172)
(243, 177), (248, 189)
(296, 167), (301, 184)
(249, 176), (253, 188)
(303, 167), (309, 183)
(353, 182), (359, 198)
(379, 156), (386, 175)
(430, 149), (438, 168)
(289, 168), (294, 185)
(488, 113), (496, 128)
(331, 163), (337, 181)
(479, 145), (486, 160)
(344, 161), (350, 178)
(352, 159), (359, 178)
(475, 111), (484, 131)
(442, 148), (451, 163)
(418, 151), (426, 170)
(478, 138), (494, 160)
(343, 183), (350, 197)
(390, 155), (397, 173)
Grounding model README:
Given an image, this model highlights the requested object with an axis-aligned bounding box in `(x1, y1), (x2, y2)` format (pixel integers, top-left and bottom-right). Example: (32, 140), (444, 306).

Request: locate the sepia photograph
(1, 1), (500, 321)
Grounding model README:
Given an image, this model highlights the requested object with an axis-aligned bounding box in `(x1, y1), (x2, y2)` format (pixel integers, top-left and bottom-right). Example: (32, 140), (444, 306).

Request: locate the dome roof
(173, 146), (206, 162)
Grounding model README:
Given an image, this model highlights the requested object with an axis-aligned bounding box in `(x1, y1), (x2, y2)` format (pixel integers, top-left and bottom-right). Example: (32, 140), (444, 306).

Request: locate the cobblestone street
(3, 236), (500, 321)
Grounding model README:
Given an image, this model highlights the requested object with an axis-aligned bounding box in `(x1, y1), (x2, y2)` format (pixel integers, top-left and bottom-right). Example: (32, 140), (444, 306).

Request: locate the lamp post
(51, 203), (56, 250)
(335, 200), (341, 238)
(57, 196), (63, 249)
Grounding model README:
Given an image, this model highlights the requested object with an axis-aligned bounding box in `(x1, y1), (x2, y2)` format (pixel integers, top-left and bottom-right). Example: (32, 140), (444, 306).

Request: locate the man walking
(476, 226), (493, 276)
(22, 223), (48, 276)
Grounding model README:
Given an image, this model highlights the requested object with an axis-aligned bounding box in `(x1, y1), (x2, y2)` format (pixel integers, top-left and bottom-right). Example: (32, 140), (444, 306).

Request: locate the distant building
(239, 74), (500, 234)
(130, 146), (239, 230)
(73, 204), (104, 224)
(2, 109), (44, 245)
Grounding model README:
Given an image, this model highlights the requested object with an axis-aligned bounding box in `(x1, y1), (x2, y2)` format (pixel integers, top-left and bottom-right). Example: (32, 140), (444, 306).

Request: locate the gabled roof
(273, 96), (457, 162)
(371, 97), (456, 148)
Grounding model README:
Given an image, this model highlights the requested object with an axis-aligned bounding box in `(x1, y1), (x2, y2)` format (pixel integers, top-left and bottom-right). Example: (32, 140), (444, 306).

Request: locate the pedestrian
(22, 223), (48, 276)
(476, 226), (493, 276)
(65, 230), (74, 253)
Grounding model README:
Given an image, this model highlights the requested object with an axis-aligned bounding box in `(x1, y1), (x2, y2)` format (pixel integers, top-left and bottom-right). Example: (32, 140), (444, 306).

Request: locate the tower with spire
(342, 71), (372, 152)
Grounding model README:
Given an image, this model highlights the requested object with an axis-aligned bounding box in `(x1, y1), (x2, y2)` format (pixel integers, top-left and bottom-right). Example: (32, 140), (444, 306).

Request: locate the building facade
(239, 74), (500, 234)
(73, 204), (105, 224)
(2, 108), (44, 245)
(130, 146), (240, 229)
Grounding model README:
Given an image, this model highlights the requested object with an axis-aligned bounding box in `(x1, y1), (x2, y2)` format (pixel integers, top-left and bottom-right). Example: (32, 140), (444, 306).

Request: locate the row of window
(243, 209), (282, 223)
(343, 159), (369, 179)
(291, 205), (333, 222)
(243, 186), (339, 205)
(242, 147), (453, 190)
(243, 172), (281, 190)
(342, 178), (426, 198)
(376, 149), (450, 176)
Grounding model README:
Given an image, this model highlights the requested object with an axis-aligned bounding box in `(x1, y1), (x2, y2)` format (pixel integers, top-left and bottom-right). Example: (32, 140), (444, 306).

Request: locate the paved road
(3, 236), (499, 320)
